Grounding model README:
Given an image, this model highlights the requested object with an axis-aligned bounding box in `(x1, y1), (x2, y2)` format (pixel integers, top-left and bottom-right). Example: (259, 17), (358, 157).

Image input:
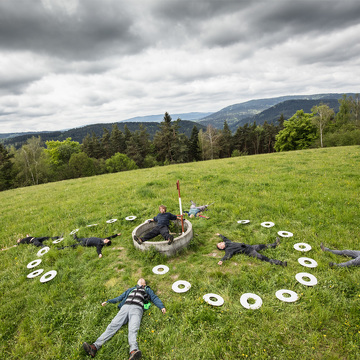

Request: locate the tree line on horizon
(0, 94), (359, 191)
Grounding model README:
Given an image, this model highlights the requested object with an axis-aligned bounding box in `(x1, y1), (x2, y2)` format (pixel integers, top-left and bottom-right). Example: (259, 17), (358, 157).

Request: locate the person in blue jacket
(83, 278), (166, 360)
(183, 200), (211, 219)
(134, 205), (180, 245)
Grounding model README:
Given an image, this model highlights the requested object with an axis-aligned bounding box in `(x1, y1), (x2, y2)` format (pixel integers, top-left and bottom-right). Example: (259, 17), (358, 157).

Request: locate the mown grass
(0, 146), (359, 360)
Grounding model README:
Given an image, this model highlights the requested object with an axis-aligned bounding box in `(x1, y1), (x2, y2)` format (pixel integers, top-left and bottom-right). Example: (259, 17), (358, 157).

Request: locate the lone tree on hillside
(274, 110), (317, 152)
(311, 104), (334, 148)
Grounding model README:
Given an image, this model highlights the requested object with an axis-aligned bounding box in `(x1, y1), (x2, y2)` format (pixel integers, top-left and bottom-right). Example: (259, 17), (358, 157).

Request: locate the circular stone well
(132, 219), (193, 256)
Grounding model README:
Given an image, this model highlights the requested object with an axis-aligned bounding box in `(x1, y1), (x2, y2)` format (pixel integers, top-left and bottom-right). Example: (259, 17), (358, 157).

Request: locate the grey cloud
(0, 1), (146, 60)
(184, 1), (360, 49)
(0, 77), (37, 95)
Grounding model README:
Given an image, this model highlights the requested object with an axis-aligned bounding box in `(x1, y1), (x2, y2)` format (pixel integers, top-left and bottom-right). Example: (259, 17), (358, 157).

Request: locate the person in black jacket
(16, 235), (62, 247)
(134, 205), (180, 245)
(83, 278), (166, 360)
(216, 233), (287, 266)
(57, 233), (121, 258)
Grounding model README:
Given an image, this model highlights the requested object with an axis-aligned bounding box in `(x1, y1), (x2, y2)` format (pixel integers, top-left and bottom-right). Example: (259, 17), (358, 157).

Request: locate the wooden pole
(176, 180), (185, 234)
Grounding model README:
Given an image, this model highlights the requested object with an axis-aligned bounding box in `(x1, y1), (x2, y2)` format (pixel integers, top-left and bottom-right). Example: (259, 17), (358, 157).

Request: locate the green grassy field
(1, 146), (359, 360)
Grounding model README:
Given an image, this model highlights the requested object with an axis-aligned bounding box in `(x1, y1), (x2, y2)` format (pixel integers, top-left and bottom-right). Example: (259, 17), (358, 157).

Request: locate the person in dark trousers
(215, 233), (287, 266)
(16, 235), (62, 247)
(57, 233), (121, 258)
(83, 278), (166, 360)
(134, 205), (180, 245)
(321, 242), (360, 267)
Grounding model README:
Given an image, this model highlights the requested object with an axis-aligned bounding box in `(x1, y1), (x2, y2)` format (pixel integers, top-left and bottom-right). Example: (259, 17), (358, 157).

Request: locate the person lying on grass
(183, 200), (211, 219)
(57, 233), (121, 258)
(83, 278), (166, 360)
(1, 235), (62, 250)
(321, 242), (360, 268)
(216, 233), (287, 266)
(134, 204), (181, 245)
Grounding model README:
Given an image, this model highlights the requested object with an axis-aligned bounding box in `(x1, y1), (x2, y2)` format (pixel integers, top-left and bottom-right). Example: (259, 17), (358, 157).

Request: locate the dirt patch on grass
(204, 252), (219, 257)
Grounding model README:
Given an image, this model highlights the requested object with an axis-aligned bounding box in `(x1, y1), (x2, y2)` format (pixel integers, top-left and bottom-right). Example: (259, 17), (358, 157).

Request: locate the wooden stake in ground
(176, 180), (185, 234)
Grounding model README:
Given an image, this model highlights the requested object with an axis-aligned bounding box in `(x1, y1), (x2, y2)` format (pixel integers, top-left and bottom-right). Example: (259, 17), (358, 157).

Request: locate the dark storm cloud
(0, 0), (359, 133)
(150, 0), (360, 51)
(0, 0), (146, 60)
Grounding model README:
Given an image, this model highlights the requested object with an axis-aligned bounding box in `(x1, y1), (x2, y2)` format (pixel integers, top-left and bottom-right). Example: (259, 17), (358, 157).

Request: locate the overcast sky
(1, 0), (359, 133)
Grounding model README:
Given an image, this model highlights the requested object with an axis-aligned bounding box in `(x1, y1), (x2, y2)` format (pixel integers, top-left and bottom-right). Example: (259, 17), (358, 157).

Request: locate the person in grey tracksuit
(321, 242), (360, 267)
(83, 278), (166, 360)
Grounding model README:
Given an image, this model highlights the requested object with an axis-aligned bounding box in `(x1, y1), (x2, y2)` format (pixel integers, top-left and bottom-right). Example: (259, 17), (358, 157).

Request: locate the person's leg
(251, 244), (268, 252)
(159, 226), (171, 241)
(325, 248), (360, 259)
(331, 256), (360, 268)
(93, 306), (129, 349)
(127, 306), (143, 353)
(253, 237), (280, 252)
(247, 248), (285, 266)
(141, 227), (161, 242)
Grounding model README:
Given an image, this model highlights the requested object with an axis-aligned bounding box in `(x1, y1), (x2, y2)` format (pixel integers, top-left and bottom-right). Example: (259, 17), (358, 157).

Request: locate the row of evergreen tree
(1, 94), (359, 191)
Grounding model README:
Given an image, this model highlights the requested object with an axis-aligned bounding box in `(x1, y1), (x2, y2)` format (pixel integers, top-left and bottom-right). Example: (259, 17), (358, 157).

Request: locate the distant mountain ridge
(196, 93), (355, 130)
(119, 112), (213, 123)
(229, 98), (341, 131)
(2, 92), (356, 147)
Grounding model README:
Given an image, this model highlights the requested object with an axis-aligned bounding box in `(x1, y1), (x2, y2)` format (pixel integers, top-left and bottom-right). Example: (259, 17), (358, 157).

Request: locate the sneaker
(129, 349), (142, 360)
(282, 261), (287, 267)
(168, 235), (174, 245)
(134, 236), (143, 245)
(83, 342), (97, 357)
(320, 242), (325, 251)
(329, 262), (335, 267)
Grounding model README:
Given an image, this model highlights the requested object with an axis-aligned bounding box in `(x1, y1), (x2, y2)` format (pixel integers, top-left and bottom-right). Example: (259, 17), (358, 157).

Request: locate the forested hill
(197, 93), (355, 130)
(3, 120), (206, 149)
(229, 98), (341, 131)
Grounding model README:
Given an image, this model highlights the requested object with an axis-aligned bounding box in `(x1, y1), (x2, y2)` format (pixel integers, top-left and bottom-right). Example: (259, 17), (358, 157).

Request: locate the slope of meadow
(0, 146), (359, 360)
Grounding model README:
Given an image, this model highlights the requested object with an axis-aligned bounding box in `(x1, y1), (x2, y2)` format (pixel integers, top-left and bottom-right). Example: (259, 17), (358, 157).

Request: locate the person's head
(104, 239), (112, 246)
(159, 205), (167, 213)
(137, 278), (146, 287)
(217, 242), (226, 250)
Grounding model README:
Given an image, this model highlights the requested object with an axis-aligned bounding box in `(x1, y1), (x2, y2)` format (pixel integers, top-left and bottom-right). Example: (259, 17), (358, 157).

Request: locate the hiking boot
(168, 235), (174, 245)
(129, 349), (142, 360)
(134, 235), (143, 245)
(320, 242), (325, 251)
(83, 342), (97, 357)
